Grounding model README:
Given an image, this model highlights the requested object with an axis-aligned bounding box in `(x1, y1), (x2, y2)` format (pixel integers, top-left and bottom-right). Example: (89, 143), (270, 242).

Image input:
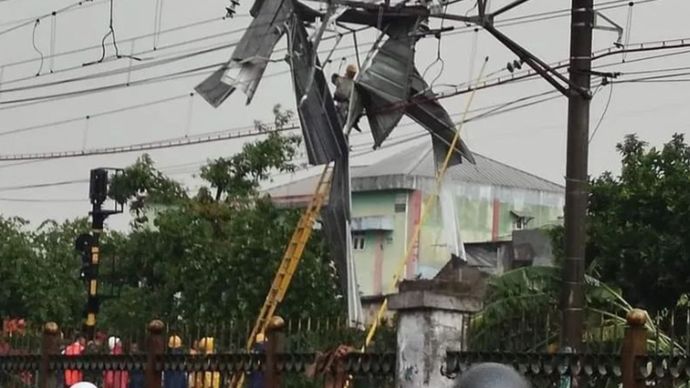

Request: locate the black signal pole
(79, 168), (122, 340)
(561, 0), (594, 352)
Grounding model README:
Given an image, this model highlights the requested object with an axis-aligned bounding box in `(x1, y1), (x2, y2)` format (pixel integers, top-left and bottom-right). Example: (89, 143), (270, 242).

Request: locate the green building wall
(351, 184), (564, 296)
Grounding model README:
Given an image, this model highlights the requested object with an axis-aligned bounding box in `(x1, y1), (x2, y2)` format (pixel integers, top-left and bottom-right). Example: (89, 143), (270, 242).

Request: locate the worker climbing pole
(75, 168), (124, 340)
(230, 163), (334, 388)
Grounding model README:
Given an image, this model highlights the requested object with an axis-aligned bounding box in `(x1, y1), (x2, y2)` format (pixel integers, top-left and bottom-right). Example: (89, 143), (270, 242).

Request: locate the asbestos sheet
(407, 69), (476, 166)
(194, 0), (292, 106)
(287, 19), (348, 165)
(356, 21), (418, 147)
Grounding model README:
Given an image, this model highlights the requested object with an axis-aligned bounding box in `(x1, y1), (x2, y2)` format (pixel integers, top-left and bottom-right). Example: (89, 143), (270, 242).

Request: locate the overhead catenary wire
(0, 0), (640, 91)
(31, 19), (44, 76)
(0, 15), (230, 71)
(0, 125), (427, 193)
(0, 0), (109, 36)
(0, 21), (365, 98)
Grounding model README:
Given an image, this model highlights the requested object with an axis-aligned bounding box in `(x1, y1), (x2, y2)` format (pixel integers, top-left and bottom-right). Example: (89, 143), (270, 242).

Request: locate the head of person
(168, 335), (183, 349)
(70, 382), (98, 388)
(454, 363), (530, 388)
(345, 64), (357, 79)
(199, 337), (215, 354)
(74, 335), (86, 346)
(107, 336), (121, 351)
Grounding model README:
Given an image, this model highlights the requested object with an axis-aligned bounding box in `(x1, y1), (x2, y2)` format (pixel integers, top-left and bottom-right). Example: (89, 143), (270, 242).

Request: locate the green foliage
(551, 133), (690, 313)
(0, 217), (87, 327)
(470, 266), (681, 354)
(0, 106), (346, 341)
(108, 153), (187, 218)
(200, 108), (300, 202)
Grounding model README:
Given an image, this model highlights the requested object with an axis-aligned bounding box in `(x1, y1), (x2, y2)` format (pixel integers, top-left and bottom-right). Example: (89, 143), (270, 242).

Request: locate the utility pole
(76, 168), (123, 340)
(561, 0), (594, 352)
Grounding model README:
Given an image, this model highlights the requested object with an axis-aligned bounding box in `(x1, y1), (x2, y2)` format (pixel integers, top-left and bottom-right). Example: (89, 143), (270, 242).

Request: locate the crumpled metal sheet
(407, 69), (475, 166)
(321, 156), (351, 294)
(350, 17), (475, 165)
(287, 18), (348, 165)
(194, 0), (292, 106)
(356, 21), (418, 147)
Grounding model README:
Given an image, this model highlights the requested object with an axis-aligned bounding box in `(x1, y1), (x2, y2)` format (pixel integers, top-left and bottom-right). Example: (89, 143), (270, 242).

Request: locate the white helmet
(70, 383), (98, 388)
(107, 336), (120, 350)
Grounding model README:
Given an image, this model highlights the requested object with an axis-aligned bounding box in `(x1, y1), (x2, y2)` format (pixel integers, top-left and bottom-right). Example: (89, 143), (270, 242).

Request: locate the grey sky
(0, 0), (687, 230)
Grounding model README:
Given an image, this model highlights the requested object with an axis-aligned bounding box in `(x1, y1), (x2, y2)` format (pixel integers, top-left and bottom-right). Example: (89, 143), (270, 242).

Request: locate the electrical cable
(49, 12), (57, 73)
(0, 15), (228, 71)
(589, 81), (614, 144)
(31, 19), (44, 76)
(622, 2), (634, 62)
(0, 27), (366, 111)
(0, 19), (360, 93)
(0, 0), (109, 36)
(0, 41), (236, 94)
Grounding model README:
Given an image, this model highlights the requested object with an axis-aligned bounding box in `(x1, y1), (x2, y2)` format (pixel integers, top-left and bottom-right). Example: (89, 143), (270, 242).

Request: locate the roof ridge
(471, 152), (564, 190)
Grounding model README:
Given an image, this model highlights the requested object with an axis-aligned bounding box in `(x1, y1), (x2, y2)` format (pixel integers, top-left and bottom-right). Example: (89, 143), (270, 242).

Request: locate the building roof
(265, 141), (563, 201)
(352, 142), (564, 192)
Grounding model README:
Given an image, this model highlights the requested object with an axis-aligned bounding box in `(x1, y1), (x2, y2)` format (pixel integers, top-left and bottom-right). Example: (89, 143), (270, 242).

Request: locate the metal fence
(0, 319), (394, 388)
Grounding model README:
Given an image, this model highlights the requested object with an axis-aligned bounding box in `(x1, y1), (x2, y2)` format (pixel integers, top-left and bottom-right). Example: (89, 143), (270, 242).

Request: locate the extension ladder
(231, 163), (333, 388)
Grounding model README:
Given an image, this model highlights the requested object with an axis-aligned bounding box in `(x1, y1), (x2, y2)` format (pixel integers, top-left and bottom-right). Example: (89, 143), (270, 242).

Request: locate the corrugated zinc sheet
(287, 17), (348, 165)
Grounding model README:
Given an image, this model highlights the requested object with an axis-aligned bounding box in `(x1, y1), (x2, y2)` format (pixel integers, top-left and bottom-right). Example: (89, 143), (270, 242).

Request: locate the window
(510, 210), (534, 231)
(352, 233), (366, 250)
(394, 194), (407, 213)
(513, 217), (529, 230)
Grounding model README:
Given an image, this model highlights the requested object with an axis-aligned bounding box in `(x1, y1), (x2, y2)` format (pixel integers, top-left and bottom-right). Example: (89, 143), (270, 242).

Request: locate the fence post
(145, 320), (165, 388)
(39, 322), (59, 388)
(621, 309), (647, 388)
(265, 316), (285, 388)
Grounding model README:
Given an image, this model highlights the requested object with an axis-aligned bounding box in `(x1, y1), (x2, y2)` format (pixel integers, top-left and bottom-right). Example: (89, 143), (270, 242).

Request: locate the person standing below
(64, 335), (86, 388)
(104, 337), (128, 388)
(164, 335), (187, 388)
(248, 333), (266, 388)
(194, 337), (220, 388)
(127, 343), (145, 388)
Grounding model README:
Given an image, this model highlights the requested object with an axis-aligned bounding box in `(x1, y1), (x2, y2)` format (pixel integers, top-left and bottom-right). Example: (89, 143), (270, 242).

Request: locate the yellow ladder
(232, 163), (333, 388)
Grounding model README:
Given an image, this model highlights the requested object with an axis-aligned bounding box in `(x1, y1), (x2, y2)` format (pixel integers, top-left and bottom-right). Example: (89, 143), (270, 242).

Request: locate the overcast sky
(0, 0), (687, 230)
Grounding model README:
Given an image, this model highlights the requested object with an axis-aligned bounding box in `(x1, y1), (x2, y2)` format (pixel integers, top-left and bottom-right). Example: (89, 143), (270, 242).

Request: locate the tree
(0, 217), (86, 327)
(470, 266), (679, 354)
(98, 105), (343, 333)
(551, 133), (690, 313)
(0, 106), (345, 338)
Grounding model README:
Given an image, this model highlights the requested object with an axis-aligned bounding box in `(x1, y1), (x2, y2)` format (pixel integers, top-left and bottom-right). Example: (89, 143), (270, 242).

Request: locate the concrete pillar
(388, 280), (481, 388)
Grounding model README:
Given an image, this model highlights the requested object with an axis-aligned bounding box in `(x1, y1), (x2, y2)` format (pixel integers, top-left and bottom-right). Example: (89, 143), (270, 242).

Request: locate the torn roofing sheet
(194, 0), (292, 107)
(287, 16), (348, 165)
(321, 155), (351, 293)
(356, 20), (419, 147)
(407, 69), (475, 166)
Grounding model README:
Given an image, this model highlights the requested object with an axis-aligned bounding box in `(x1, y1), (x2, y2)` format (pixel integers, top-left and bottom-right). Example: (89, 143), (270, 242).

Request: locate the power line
(0, 124), (302, 161)
(0, 15), (228, 70)
(0, 127), (424, 193)
(0, 93), (192, 137)
(0, 0), (109, 37)
(589, 82), (614, 143)
(0, 196), (85, 203)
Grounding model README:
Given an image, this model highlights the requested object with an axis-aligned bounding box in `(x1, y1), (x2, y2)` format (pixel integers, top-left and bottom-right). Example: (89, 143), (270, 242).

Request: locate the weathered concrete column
(388, 280), (481, 388)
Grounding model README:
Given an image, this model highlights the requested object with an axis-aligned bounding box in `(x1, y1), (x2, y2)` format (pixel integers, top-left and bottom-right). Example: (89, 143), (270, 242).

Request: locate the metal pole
(561, 0), (594, 352)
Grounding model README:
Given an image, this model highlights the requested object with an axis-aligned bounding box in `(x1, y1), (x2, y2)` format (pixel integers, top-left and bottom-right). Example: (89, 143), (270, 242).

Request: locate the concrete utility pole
(561, 0), (594, 352)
